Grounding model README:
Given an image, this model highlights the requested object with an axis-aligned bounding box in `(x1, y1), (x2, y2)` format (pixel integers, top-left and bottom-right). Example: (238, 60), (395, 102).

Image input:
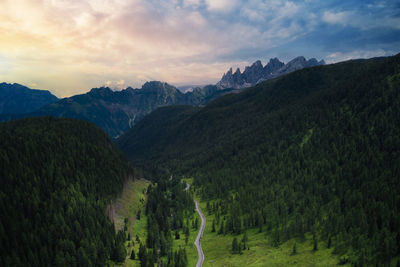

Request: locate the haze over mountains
(0, 56), (323, 137)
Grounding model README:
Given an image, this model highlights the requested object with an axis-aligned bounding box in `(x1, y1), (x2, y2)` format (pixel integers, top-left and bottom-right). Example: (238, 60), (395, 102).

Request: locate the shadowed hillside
(118, 54), (400, 265)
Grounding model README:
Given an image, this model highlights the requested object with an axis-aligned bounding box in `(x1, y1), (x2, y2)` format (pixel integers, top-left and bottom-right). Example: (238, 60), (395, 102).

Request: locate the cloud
(204, 0), (238, 12)
(326, 49), (397, 63)
(183, 0), (201, 8)
(322, 11), (350, 26)
(322, 7), (400, 31)
(0, 0), (398, 97)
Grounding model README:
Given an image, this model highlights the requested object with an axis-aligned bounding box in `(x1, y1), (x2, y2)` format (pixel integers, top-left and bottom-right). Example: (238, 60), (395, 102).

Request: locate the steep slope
(118, 54), (400, 265)
(35, 81), (189, 138)
(0, 117), (133, 266)
(216, 56), (324, 90)
(25, 81), (216, 138)
(0, 82), (58, 114)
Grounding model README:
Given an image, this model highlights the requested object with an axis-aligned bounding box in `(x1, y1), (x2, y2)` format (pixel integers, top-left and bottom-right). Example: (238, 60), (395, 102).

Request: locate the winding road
(194, 200), (206, 267)
(185, 183), (206, 267)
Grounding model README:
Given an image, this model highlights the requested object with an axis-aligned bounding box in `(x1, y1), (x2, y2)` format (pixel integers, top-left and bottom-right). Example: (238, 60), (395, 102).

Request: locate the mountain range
(216, 56), (325, 90)
(0, 56), (324, 137)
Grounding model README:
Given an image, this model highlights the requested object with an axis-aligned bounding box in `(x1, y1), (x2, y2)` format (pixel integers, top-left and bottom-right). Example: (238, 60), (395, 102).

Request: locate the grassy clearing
(109, 179), (151, 267)
(192, 195), (351, 267)
(110, 179), (149, 233)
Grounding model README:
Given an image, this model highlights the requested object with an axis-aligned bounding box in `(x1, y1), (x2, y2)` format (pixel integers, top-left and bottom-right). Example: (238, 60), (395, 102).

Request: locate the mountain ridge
(216, 56), (325, 90)
(0, 56), (324, 137)
(0, 82), (58, 114)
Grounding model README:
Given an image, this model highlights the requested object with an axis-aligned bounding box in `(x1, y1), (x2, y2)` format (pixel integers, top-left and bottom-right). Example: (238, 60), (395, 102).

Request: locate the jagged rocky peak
(217, 56), (325, 90)
(241, 60), (263, 85)
(89, 87), (114, 97)
(272, 56), (325, 77)
(141, 81), (178, 93)
(263, 58), (285, 77)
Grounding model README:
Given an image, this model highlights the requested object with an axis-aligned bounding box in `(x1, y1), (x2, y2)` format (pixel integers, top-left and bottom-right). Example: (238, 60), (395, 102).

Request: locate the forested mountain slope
(0, 117), (133, 266)
(118, 54), (400, 265)
(0, 82), (221, 138)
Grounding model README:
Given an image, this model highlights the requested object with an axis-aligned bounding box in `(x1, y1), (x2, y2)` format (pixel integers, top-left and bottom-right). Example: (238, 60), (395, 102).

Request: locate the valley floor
(191, 194), (352, 267)
(110, 178), (353, 267)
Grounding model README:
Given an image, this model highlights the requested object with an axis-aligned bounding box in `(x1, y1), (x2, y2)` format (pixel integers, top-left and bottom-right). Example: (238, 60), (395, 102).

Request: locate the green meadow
(191, 194), (351, 267)
(109, 179), (151, 267)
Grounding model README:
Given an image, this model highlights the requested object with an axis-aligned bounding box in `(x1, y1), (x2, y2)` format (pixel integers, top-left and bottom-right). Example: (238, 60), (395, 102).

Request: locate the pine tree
(242, 231), (248, 249)
(138, 243), (146, 262)
(313, 237), (318, 251)
(291, 242), (297, 255)
(327, 236), (332, 249)
(232, 237), (238, 254)
(218, 221), (224, 235)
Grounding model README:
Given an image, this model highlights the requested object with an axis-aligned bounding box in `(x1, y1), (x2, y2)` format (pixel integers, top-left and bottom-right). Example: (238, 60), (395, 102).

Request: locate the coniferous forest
(0, 117), (133, 266)
(139, 179), (194, 267)
(118, 54), (400, 265)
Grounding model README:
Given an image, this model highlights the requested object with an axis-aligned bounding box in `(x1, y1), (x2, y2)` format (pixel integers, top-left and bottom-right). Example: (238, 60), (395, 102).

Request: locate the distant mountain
(0, 57), (324, 138)
(28, 81), (218, 138)
(216, 56), (325, 89)
(177, 84), (207, 93)
(0, 82), (58, 114)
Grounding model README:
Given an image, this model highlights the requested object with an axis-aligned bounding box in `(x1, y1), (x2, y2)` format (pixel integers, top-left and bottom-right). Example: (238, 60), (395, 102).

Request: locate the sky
(0, 0), (399, 97)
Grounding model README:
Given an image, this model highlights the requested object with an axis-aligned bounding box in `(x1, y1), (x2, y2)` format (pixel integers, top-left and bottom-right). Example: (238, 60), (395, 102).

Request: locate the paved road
(194, 200), (206, 267)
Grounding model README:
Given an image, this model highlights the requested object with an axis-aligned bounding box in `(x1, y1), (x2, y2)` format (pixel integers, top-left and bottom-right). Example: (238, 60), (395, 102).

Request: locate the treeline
(137, 179), (194, 267)
(0, 117), (133, 266)
(119, 54), (400, 265)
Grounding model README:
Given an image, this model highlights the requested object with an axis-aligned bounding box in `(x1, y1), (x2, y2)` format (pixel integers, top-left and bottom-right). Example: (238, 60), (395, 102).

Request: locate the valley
(1, 54), (400, 267)
(2, 1), (399, 266)
(117, 54), (400, 266)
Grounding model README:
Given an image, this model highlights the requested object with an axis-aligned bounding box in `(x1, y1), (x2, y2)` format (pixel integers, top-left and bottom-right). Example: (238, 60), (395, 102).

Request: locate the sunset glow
(0, 0), (399, 97)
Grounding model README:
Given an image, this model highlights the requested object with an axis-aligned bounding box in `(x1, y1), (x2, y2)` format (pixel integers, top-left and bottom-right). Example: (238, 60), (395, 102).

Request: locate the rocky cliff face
(216, 56), (325, 89)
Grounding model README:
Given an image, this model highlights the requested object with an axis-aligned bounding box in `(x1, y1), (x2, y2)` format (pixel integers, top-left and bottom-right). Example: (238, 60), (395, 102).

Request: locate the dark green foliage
(232, 237), (239, 254)
(0, 117), (132, 267)
(327, 236), (332, 249)
(119, 54), (400, 265)
(165, 247), (188, 267)
(142, 180), (192, 266)
(130, 250), (135, 260)
(292, 242), (297, 255)
(212, 219), (216, 232)
(111, 230), (127, 262)
(242, 232), (248, 250)
(313, 238), (318, 252)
